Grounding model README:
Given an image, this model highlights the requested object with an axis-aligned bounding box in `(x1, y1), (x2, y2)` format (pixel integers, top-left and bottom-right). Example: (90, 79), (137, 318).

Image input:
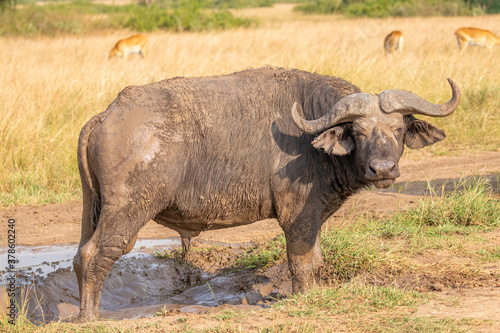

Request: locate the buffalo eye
(355, 131), (367, 143)
(393, 127), (404, 139)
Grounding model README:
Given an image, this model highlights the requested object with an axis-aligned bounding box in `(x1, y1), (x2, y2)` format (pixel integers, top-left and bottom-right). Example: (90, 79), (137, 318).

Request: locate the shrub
(124, 0), (253, 32)
(294, 0), (343, 14)
(294, 0), (491, 17)
(0, 0), (254, 37)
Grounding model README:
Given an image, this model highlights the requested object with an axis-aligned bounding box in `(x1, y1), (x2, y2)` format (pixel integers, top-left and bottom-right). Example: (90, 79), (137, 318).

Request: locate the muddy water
(0, 238), (282, 323)
(0, 238), (180, 283)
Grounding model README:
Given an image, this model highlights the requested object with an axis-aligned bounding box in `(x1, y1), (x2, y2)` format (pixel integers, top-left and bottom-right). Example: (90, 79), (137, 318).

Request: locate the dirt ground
(1, 151), (500, 330)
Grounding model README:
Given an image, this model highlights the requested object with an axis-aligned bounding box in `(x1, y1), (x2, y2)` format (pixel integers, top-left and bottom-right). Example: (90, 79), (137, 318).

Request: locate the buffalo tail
(77, 108), (111, 232)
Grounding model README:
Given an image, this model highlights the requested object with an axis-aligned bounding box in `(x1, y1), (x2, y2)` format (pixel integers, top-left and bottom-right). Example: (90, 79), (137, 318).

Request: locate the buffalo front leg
(283, 222), (322, 294)
(181, 235), (192, 259)
(162, 227), (201, 261)
(312, 230), (324, 275)
(74, 208), (150, 322)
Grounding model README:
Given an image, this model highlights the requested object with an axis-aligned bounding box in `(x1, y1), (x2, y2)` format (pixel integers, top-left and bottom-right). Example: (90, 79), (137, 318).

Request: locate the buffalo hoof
(73, 312), (97, 323)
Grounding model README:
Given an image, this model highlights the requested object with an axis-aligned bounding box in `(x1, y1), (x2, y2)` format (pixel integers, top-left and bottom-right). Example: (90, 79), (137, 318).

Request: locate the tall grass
(0, 286), (40, 333)
(0, 5), (499, 205)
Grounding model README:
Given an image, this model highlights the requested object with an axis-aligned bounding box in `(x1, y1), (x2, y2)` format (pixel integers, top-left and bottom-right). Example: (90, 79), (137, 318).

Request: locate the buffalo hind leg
(73, 175), (95, 308)
(74, 207), (151, 322)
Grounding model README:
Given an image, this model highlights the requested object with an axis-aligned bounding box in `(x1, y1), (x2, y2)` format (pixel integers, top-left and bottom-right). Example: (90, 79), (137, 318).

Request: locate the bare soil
(1, 151), (500, 331)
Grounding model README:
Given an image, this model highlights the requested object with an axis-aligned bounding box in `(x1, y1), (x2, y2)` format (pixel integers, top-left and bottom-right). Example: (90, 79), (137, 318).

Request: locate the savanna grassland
(1, 3), (500, 333)
(0, 3), (499, 206)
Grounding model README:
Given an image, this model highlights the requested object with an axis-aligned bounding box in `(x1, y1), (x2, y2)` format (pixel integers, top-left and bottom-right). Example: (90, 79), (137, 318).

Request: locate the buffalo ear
(312, 125), (354, 156)
(404, 115), (446, 149)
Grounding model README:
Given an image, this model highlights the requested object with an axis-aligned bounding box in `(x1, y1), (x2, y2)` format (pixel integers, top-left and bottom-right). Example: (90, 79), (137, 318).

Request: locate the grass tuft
(320, 226), (381, 281)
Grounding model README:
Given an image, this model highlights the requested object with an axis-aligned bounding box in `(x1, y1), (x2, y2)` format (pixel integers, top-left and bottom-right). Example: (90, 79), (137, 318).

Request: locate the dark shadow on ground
(375, 172), (500, 196)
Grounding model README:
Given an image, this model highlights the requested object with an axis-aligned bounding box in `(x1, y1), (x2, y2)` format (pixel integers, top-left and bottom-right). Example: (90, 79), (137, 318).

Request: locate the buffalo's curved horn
(379, 78), (460, 117)
(291, 93), (372, 134)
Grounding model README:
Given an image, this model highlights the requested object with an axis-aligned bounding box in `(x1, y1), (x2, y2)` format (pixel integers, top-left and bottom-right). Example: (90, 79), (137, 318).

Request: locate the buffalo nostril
(368, 161), (396, 178)
(369, 161), (384, 175)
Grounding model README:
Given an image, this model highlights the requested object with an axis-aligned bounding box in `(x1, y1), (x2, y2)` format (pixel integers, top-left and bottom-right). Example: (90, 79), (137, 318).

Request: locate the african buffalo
(73, 68), (460, 321)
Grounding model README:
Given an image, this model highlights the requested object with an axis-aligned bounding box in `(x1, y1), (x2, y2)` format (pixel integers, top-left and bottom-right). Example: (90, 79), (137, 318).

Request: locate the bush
(465, 0), (500, 13)
(209, 0), (275, 9)
(124, 0), (253, 32)
(0, 0), (253, 37)
(294, 0), (343, 14)
(294, 0), (491, 17)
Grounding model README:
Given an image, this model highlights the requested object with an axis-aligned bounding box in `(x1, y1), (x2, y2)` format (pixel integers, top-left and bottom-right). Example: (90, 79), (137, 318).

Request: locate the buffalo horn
(379, 78), (460, 117)
(291, 93), (372, 134)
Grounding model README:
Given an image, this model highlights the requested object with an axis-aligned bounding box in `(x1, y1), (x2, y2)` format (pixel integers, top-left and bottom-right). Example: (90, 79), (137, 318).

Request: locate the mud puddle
(1, 239), (282, 323)
(0, 238), (181, 283)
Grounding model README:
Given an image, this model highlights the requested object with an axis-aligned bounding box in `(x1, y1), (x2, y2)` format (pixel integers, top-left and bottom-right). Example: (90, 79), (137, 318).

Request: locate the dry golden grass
(0, 4), (499, 205)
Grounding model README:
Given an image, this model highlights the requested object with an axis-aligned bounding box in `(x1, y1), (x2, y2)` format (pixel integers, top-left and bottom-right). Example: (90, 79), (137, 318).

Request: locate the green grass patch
(153, 249), (174, 259)
(233, 234), (287, 269)
(124, 0), (253, 32)
(320, 226), (381, 281)
(294, 0), (343, 14)
(234, 227), (381, 281)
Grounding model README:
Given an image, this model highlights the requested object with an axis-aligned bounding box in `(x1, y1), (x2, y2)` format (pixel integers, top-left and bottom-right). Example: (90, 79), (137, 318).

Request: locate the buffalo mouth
(372, 178), (396, 189)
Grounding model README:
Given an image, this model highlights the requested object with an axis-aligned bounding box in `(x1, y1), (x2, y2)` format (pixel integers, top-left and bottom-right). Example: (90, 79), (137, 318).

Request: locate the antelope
(455, 27), (500, 52)
(384, 30), (404, 55)
(109, 34), (148, 59)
